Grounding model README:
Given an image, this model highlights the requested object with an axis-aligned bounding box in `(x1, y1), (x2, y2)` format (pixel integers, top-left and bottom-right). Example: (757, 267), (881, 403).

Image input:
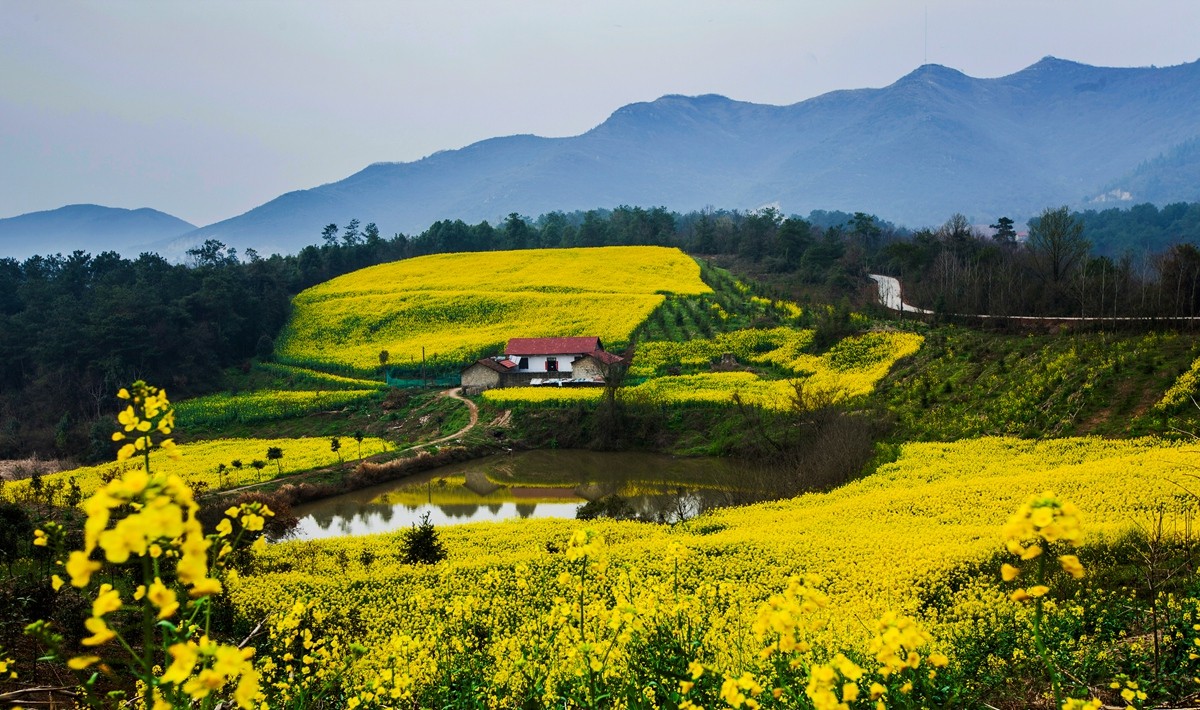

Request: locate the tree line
(879, 205), (1200, 318)
(3, 201), (1200, 460)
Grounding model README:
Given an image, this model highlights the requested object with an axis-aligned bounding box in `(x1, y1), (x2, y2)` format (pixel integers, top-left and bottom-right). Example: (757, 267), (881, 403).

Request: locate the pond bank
(288, 449), (778, 540)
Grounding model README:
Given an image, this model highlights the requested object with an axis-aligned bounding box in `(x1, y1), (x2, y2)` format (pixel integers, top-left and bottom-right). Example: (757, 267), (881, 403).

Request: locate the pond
(288, 449), (773, 540)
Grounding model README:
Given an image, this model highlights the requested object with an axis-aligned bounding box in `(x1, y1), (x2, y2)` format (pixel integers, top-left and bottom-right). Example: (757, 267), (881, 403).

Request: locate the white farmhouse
(460, 336), (624, 394)
(503, 336), (618, 375)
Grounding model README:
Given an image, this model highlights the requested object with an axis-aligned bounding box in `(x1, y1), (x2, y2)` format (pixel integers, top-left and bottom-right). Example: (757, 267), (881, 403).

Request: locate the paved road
(867, 274), (933, 314)
(868, 273), (1200, 322)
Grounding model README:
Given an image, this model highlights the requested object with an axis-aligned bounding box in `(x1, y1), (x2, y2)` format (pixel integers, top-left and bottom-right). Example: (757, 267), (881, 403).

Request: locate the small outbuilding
(460, 357), (519, 395)
(570, 350), (624, 380)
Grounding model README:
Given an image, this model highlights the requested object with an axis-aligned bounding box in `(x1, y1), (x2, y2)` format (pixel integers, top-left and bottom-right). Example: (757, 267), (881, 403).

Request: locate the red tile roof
(465, 358), (518, 374)
(591, 350), (624, 365)
(505, 336), (603, 356)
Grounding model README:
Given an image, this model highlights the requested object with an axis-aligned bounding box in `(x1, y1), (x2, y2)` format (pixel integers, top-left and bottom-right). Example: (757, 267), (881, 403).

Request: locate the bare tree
(1028, 206), (1089, 285)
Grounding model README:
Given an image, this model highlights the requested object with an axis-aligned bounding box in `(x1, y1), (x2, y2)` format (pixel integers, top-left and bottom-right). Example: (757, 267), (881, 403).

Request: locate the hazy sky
(3, 0), (1199, 226)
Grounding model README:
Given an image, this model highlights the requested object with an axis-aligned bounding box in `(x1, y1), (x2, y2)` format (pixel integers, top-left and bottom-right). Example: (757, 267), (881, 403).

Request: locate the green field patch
(175, 390), (380, 428)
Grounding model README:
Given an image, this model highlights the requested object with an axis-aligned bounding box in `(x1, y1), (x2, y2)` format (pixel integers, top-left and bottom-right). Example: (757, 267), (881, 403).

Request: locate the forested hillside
(6, 200), (1200, 460)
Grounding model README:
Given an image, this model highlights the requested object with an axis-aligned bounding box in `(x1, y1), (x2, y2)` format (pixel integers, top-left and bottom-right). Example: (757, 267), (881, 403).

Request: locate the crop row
(629, 327), (815, 377)
(254, 362), (387, 391)
(879, 329), (1195, 439)
(1157, 351), (1200, 410)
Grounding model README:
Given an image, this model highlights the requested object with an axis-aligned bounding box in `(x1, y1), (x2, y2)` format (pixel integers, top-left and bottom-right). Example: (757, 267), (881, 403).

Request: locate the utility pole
(422, 346), (427, 389)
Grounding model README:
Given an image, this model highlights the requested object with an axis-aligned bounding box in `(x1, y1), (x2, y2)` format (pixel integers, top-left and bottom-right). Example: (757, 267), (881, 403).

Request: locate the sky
(2, 0), (1199, 227)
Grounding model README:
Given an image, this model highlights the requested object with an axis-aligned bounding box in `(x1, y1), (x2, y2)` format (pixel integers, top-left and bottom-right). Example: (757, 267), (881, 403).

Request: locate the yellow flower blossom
(80, 617), (116, 647)
(91, 584), (121, 617)
(66, 550), (100, 588)
(68, 655), (101, 670)
(189, 577), (224, 598)
(148, 578), (179, 620)
(160, 643), (199, 684)
(1058, 554), (1085, 579)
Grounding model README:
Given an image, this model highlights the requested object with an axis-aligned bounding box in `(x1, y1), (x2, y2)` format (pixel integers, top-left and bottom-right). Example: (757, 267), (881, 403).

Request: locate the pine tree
(400, 512), (446, 564)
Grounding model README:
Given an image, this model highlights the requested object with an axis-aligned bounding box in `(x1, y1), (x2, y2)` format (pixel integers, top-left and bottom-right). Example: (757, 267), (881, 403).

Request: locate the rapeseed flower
(32, 382), (264, 709)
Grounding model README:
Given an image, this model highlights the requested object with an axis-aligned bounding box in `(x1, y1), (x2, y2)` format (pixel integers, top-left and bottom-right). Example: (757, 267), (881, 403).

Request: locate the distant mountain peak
(1033, 55), (1076, 67)
(892, 63), (972, 91)
(0, 204), (196, 260)
(655, 93), (737, 105)
(607, 93), (739, 118)
(905, 63), (967, 77)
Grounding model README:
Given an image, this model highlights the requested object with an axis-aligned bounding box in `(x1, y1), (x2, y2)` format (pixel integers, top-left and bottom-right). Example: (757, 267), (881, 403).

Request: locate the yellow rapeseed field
(229, 436), (1195, 705)
(5, 436), (391, 504)
(483, 330), (923, 408)
(1157, 351), (1200, 410)
(276, 247), (711, 373)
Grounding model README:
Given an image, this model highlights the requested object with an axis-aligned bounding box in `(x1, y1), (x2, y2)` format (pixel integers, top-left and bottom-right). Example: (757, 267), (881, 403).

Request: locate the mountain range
(0, 205), (196, 260)
(6, 56), (1200, 260)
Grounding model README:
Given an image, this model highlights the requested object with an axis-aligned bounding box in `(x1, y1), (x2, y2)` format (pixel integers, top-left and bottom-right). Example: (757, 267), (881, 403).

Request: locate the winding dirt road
(423, 387), (478, 447)
(215, 387), (478, 496)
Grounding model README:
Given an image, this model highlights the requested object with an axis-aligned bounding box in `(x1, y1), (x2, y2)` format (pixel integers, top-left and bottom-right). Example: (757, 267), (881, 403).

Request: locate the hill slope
(0, 204), (196, 259)
(176, 57), (1200, 256)
(275, 246), (710, 373)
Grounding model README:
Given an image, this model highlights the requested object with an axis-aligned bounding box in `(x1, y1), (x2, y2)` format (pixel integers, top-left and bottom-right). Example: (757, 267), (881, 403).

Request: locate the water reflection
(288, 450), (769, 540)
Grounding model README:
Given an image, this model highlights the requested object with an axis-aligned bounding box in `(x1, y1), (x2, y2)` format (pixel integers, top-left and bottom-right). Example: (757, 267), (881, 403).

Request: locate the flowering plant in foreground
(0, 648), (15, 680)
(1001, 491), (1093, 710)
(29, 381), (267, 709)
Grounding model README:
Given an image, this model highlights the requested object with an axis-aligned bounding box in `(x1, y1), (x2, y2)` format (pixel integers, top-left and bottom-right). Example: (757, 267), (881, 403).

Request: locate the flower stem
(1032, 552), (1062, 707)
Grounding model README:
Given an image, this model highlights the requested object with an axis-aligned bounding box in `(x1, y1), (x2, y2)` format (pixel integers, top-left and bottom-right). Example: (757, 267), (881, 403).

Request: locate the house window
(517, 357), (529, 370)
(545, 356), (558, 372)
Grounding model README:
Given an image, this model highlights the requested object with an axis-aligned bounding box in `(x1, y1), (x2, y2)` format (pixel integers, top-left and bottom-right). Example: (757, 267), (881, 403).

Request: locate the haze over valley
(3, 57), (1200, 259)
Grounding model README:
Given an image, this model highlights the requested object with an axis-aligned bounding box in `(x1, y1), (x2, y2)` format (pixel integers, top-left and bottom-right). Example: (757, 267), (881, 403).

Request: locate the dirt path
(424, 387), (479, 447)
(215, 387), (478, 497)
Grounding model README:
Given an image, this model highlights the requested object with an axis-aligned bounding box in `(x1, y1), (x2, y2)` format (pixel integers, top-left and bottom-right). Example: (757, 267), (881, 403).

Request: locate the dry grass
(0, 457), (67, 482)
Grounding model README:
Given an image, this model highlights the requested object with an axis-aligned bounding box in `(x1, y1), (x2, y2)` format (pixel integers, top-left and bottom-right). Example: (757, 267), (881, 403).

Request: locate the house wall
(460, 364), (501, 395)
(499, 372), (542, 387)
(572, 356), (606, 380)
(511, 354), (578, 374)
